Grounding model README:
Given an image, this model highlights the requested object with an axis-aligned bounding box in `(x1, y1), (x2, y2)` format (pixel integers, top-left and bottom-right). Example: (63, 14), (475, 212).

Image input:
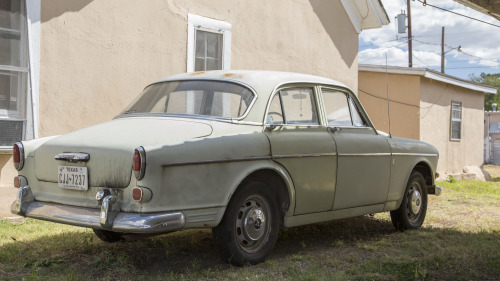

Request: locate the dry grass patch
(1, 179), (499, 280)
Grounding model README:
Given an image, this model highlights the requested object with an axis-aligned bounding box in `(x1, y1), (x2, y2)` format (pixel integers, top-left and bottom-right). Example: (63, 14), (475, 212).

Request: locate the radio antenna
(385, 52), (392, 138)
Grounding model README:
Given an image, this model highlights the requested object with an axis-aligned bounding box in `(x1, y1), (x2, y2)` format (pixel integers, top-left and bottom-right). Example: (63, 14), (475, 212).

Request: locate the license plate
(58, 166), (88, 191)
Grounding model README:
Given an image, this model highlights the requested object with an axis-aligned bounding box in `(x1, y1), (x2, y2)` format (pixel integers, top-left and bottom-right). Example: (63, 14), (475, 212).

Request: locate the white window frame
(187, 14), (231, 72)
(0, 0), (40, 152)
(450, 101), (462, 141)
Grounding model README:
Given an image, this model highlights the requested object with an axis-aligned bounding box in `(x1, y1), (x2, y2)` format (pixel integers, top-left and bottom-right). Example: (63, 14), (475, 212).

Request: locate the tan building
(359, 65), (497, 176)
(0, 1), (389, 210)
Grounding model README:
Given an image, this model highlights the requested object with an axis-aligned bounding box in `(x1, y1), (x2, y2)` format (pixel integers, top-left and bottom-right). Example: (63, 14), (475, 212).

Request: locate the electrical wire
(416, 0), (500, 28)
(359, 38), (402, 48)
(358, 89), (420, 108)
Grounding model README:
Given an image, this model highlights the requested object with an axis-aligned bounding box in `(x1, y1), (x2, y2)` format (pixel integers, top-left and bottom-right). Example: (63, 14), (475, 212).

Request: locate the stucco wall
(358, 71), (420, 140)
(38, 0), (358, 137)
(0, 0), (360, 186)
(0, 154), (15, 187)
(420, 78), (485, 174)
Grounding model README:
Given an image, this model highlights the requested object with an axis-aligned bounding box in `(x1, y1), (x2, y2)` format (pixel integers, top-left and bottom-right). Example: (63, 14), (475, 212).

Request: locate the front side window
(122, 80), (254, 119)
(0, 0), (29, 147)
(323, 89), (366, 127)
(266, 87), (319, 125)
(451, 101), (462, 140)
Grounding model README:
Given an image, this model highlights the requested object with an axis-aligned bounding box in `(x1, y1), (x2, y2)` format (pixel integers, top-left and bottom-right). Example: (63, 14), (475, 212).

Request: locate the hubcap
(243, 207), (266, 241)
(235, 195), (271, 254)
(409, 189), (422, 215)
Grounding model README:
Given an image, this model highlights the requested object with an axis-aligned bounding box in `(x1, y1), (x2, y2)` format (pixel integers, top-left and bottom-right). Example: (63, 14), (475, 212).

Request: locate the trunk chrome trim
(55, 152), (90, 162)
(162, 156), (272, 167)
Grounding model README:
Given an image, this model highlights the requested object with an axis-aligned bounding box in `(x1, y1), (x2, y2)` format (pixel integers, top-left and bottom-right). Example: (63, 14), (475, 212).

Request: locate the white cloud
(360, 0), (500, 74)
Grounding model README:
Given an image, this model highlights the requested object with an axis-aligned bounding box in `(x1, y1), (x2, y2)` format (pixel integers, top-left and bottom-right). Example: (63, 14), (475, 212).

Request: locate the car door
(264, 85), (338, 215)
(320, 87), (391, 210)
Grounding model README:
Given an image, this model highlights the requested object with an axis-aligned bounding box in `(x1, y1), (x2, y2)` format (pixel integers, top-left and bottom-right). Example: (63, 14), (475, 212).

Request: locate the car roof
(150, 70), (351, 123)
(153, 70), (348, 92)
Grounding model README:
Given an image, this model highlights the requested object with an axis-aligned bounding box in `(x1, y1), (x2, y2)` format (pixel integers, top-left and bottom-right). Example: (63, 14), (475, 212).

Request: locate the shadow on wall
(309, 0), (358, 69)
(41, 0), (94, 22)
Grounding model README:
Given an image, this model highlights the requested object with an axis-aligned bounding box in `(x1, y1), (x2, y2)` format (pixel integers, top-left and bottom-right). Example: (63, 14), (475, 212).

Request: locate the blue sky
(359, 0), (500, 80)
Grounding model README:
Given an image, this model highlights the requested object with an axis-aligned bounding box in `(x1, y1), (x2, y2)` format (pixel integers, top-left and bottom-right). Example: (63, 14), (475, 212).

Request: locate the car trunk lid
(34, 117), (213, 188)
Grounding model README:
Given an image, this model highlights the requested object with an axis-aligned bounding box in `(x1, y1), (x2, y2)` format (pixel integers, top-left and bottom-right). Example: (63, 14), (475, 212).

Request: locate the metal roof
(359, 64), (498, 94)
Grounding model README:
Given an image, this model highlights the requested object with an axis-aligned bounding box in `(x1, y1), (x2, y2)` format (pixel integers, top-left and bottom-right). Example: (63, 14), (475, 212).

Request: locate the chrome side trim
(338, 153), (391, 157)
(162, 156), (272, 167)
(392, 153), (439, 157)
(55, 152), (90, 162)
(16, 200), (186, 234)
(273, 153), (337, 159)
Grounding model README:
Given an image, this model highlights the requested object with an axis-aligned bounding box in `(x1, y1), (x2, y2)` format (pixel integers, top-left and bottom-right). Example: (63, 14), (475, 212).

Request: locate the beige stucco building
(359, 65), (497, 176)
(0, 0), (389, 206)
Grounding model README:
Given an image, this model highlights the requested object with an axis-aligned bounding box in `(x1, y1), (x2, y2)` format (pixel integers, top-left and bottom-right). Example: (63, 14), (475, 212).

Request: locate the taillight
(13, 142), (24, 171)
(132, 186), (152, 202)
(133, 147), (146, 180)
(14, 176), (20, 188)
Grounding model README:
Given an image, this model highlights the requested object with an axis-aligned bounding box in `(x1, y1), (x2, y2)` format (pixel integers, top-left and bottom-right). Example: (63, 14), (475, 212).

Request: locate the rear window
(122, 80), (255, 119)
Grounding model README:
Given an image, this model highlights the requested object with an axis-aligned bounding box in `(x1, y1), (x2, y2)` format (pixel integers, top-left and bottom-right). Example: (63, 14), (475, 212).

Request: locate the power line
(416, 0), (500, 28)
(359, 38), (402, 48)
(358, 89), (420, 108)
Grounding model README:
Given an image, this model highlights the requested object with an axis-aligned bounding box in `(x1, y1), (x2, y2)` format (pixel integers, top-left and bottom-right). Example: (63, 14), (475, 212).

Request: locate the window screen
(195, 30), (223, 71)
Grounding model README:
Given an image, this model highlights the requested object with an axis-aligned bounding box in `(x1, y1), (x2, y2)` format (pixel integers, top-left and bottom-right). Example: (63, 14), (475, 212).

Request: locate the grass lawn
(1, 179), (499, 280)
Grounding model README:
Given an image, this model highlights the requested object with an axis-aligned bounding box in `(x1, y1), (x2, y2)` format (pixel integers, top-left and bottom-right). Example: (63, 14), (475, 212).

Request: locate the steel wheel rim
(235, 194), (271, 254)
(406, 181), (424, 223)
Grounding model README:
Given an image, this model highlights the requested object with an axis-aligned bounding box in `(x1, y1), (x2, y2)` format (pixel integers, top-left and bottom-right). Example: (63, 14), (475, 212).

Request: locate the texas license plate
(58, 166), (88, 191)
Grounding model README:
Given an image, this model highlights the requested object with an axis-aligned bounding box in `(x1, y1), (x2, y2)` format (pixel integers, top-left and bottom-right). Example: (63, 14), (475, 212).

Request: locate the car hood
(34, 117), (213, 188)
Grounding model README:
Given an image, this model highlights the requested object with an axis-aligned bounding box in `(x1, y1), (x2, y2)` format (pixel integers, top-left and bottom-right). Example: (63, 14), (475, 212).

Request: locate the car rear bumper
(11, 186), (185, 234)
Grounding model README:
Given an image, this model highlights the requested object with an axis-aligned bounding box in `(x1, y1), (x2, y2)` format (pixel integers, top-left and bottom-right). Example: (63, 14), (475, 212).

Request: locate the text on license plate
(58, 166), (88, 191)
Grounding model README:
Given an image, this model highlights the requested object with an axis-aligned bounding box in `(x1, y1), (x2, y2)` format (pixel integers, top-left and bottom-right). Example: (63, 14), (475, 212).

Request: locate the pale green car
(11, 70), (440, 265)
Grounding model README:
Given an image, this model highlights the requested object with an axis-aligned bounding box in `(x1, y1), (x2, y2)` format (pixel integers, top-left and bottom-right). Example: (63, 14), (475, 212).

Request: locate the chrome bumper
(11, 186), (185, 234)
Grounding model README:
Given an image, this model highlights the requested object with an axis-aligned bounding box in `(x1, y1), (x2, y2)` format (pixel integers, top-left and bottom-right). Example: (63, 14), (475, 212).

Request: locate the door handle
(329, 127), (341, 133)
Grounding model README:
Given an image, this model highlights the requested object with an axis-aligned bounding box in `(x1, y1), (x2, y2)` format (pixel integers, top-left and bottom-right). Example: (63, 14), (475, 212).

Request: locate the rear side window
(266, 87), (319, 125)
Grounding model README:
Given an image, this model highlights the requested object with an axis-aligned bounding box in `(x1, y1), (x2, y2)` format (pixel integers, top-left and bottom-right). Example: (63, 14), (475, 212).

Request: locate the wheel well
(414, 162), (433, 187)
(239, 169), (290, 228)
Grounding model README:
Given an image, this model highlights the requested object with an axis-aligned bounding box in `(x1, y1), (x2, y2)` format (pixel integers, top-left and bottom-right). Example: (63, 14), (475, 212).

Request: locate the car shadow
(1, 215), (396, 276)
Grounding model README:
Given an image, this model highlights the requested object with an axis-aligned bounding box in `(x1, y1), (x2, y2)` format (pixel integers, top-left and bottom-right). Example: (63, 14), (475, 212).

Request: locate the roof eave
(341, 0), (390, 34)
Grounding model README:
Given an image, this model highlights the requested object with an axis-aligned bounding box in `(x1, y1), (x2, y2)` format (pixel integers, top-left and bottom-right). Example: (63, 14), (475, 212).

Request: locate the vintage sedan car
(11, 70), (440, 265)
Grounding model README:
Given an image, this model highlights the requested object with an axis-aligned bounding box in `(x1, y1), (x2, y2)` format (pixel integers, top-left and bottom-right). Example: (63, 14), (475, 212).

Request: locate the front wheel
(213, 181), (280, 266)
(390, 171), (428, 231)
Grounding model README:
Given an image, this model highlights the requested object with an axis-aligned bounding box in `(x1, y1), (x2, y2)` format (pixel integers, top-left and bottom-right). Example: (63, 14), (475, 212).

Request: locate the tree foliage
(469, 73), (500, 111)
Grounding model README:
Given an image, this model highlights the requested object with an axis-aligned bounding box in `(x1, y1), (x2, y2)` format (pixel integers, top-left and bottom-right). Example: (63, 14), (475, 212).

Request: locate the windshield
(122, 80), (255, 119)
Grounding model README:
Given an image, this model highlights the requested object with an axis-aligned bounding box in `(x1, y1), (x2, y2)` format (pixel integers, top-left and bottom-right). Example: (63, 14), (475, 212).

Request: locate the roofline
(341, 0), (390, 33)
(359, 64), (498, 94)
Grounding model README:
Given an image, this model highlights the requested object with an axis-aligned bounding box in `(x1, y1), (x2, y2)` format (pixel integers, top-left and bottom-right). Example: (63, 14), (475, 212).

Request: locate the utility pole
(441, 26), (445, 73)
(407, 0), (413, 67)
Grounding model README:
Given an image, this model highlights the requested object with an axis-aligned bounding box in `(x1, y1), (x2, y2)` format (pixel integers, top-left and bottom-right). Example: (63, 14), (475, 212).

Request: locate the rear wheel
(213, 181), (280, 266)
(390, 171), (428, 231)
(93, 229), (124, 242)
